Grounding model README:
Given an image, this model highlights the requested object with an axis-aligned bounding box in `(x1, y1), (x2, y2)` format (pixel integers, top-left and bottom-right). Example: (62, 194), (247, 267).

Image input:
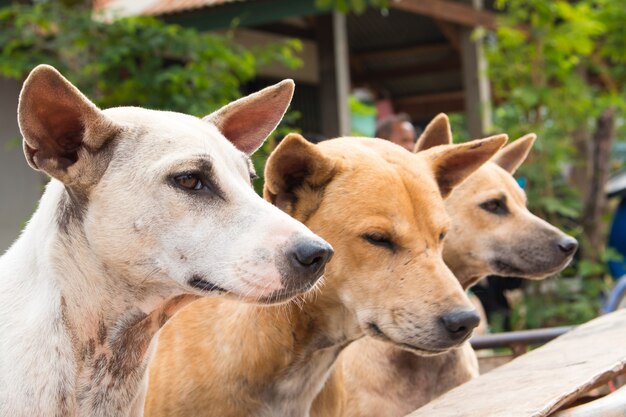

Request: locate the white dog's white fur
(0, 65), (331, 417)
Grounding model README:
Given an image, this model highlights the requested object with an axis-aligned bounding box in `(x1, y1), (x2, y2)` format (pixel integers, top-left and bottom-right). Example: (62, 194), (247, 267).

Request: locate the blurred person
(375, 113), (417, 151)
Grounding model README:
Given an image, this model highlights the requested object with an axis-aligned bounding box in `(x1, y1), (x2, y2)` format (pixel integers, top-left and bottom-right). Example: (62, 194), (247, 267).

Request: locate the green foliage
(349, 95), (377, 117)
(0, 2), (259, 114)
(486, 0), (626, 328)
(349, 95), (377, 136)
(0, 1), (302, 195)
(315, 0), (389, 14)
(509, 276), (608, 330)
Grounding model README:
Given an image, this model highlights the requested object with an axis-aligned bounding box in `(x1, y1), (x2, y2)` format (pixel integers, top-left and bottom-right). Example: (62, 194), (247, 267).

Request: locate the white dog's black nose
(291, 240), (334, 273)
(440, 309), (480, 342)
(557, 236), (578, 255)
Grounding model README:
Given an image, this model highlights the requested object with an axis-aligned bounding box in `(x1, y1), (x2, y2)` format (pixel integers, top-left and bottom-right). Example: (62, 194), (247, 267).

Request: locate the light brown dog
(312, 114), (578, 417)
(144, 133), (507, 417)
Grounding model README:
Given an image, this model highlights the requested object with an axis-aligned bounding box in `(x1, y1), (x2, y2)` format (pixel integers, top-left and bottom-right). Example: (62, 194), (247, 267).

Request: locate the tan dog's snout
(359, 256), (482, 354)
(490, 224), (578, 278)
(365, 303), (480, 354)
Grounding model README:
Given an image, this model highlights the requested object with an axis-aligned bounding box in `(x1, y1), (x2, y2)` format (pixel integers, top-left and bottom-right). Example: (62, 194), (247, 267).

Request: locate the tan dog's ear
(18, 65), (120, 185)
(204, 80), (295, 155)
(264, 133), (336, 215)
(426, 134), (508, 198)
(414, 113), (452, 152)
(492, 133), (536, 174)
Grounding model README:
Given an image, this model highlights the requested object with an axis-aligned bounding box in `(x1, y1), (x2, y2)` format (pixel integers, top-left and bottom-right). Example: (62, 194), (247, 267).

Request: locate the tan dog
(144, 133), (507, 417)
(312, 114), (578, 417)
(0, 65), (333, 417)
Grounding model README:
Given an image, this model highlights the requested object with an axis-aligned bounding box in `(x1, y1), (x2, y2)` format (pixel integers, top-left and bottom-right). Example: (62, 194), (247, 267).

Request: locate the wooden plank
(399, 101), (465, 120)
(353, 43), (454, 61)
(160, 0), (322, 31)
(395, 91), (465, 120)
(436, 19), (461, 51)
(391, 0), (497, 30)
(352, 56), (460, 83)
(406, 310), (626, 417)
(553, 385), (626, 417)
(395, 90), (464, 107)
(250, 22), (316, 40)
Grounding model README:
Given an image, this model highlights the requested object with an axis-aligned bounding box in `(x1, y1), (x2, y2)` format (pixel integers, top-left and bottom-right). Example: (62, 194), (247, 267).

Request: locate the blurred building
(95, 0), (495, 138)
(0, 0), (496, 251)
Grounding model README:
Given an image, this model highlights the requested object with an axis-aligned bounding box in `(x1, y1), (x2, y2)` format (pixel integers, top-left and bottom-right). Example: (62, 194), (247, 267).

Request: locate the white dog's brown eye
(250, 172), (259, 181)
(174, 174), (203, 191)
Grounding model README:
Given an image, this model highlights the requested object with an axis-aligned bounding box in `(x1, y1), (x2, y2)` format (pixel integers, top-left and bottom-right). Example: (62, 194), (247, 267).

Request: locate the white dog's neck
(1, 180), (195, 417)
(26, 182), (182, 337)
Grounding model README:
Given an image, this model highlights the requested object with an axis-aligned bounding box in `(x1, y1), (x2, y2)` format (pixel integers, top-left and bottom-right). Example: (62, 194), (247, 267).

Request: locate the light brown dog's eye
(174, 174), (203, 191)
(480, 198), (508, 215)
(363, 233), (395, 251)
(439, 231), (447, 241)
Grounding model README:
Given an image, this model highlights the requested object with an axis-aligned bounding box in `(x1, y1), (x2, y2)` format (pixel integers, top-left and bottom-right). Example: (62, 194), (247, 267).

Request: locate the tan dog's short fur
(144, 133), (507, 417)
(312, 114), (578, 417)
(0, 65), (333, 417)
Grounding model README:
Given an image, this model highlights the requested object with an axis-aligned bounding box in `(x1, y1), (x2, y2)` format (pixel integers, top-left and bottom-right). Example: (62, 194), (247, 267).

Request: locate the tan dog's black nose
(558, 236), (578, 255)
(291, 240), (334, 273)
(440, 309), (480, 341)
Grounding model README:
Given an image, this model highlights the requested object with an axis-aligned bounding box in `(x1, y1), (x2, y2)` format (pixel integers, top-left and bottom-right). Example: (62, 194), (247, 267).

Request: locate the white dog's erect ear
(492, 133), (536, 174)
(204, 79), (295, 155)
(18, 64), (120, 184)
(425, 134), (508, 198)
(263, 133), (337, 215)
(414, 113), (453, 152)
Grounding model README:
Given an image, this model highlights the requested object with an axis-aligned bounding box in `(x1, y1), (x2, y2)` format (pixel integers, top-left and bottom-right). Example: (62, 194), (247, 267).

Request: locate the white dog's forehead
(103, 107), (245, 169)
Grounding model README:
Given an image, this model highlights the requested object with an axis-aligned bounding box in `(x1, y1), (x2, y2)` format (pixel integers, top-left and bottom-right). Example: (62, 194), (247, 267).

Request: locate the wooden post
(582, 107), (615, 261)
(333, 12), (351, 136)
(316, 12), (351, 138)
(460, 0), (492, 138)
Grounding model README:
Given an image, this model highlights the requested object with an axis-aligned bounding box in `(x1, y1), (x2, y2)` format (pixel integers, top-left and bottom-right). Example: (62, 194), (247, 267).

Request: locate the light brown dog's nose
(558, 236), (578, 255)
(291, 240), (334, 273)
(440, 309), (480, 342)
(279, 239), (333, 292)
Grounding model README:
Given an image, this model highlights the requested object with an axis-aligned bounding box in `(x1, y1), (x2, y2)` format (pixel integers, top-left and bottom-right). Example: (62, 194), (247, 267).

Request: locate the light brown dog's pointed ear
(264, 133), (337, 215)
(204, 79), (295, 155)
(414, 113), (453, 152)
(492, 133), (536, 174)
(425, 134), (508, 198)
(18, 64), (120, 184)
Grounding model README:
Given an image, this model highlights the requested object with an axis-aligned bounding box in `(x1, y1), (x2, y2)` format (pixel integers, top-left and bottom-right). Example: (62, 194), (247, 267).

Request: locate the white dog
(0, 65), (332, 417)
